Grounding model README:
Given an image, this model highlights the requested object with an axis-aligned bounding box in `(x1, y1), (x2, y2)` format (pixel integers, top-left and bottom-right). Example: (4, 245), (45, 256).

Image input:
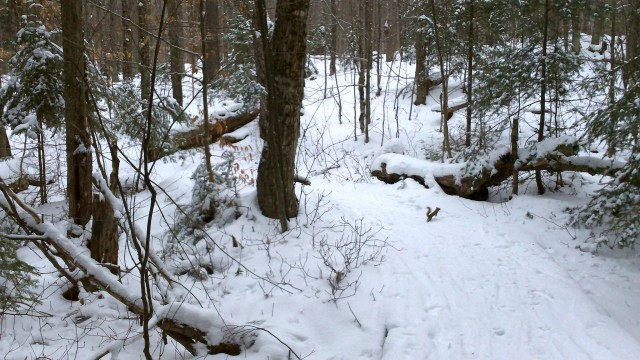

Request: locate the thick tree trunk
(168, 0), (183, 106)
(256, 0), (310, 230)
(62, 0), (92, 226)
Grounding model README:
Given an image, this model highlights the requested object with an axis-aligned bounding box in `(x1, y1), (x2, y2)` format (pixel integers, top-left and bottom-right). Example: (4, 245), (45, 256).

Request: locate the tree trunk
(624, 0), (640, 87)
(511, 117), (519, 195)
(90, 194), (119, 272)
(608, 0), (616, 106)
(465, 0), (474, 147)
(364, 0), (372, 143)
(204, 0), (221, 83)
(590, 6), (603, 50)
(138, 0), (151, 103)
(571, 8), (581, 54)
(200, 0), (214, 181)
(168, 0), (183, 106)
(121, 0), (135, 80)
(252, 3), (268, 140)
(384, 0), (397, 62)
(536, 0), (550, 195)
(0, 125), (11, 159)
(430, 0), (451, 158)
(255, 0), (310, 231)
(414, 19), (428, 106)
(329, 0), (337, 75)
(62, 0), (92, 227)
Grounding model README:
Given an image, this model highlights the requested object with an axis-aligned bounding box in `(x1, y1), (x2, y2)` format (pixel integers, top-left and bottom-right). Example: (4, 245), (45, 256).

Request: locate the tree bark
(590, 5), (603, 50)
(168, 0), (184, 106)
(0, 125), (11, 159)
(363, 0), (372, 143)
(121, 0), (135, 80)
(571, 7), (581, 54)
(62, 0), (92, 226)
(200, 0), (214, 181)
(138, 0), (151, 103)
(204, 0), (221, 83)
(536, 0), (550, 195)
(256, 0), (310, 231)
(465, 0), (474, 147)
(329, 0), (337, 75)
(414, 19), (428, 106)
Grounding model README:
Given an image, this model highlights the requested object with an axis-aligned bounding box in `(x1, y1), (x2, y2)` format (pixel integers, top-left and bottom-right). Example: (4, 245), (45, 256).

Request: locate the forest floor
(2, 51), (640, 359)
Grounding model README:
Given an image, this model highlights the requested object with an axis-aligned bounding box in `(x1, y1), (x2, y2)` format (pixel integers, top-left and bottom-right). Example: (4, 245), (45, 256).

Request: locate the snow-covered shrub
(572, 152), (640, 248)
(171, 152), (240, 244)
(0, 16), (63, 137)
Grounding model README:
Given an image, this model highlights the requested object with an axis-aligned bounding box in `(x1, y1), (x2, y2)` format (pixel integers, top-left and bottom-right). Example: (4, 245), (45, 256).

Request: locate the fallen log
(432, 99), (469, 120)
(0, 181), (244, 356)
(371, 136), (626, 200)
(150, 109), (259, 161)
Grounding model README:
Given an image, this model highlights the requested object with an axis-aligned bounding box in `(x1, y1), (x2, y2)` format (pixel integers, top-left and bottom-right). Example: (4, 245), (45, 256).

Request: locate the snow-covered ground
(2, 51), (640, 360)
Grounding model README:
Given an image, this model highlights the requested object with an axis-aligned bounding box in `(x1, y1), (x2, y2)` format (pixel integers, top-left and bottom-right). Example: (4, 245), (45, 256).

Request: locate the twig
(347, 302), (362, 328)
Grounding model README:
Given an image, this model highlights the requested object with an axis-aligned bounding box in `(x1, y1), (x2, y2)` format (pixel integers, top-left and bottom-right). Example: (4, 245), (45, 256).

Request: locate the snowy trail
(326, 181), (640, 360)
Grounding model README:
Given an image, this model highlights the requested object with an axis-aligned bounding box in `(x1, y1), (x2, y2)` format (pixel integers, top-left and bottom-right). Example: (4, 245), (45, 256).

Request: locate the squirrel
(426, 207), (440, 222)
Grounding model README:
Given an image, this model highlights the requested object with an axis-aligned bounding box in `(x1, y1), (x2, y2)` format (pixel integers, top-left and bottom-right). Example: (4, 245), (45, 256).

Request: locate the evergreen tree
(575, 57), (640, 248)
(0, 16), (63, 136)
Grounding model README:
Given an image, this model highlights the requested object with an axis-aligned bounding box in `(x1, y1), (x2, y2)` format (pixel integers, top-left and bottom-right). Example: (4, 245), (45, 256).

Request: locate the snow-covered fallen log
(0, 184), (245, 356)
(371, 136), (626, 200)
(151, 108), (259, 161)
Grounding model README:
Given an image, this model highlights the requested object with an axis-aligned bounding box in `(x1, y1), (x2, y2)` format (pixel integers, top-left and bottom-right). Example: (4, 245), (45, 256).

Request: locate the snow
(2, 45), (640, 360)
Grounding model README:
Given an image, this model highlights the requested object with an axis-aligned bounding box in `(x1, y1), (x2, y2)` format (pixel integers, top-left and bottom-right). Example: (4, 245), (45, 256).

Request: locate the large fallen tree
(371, 136), (626, 200)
